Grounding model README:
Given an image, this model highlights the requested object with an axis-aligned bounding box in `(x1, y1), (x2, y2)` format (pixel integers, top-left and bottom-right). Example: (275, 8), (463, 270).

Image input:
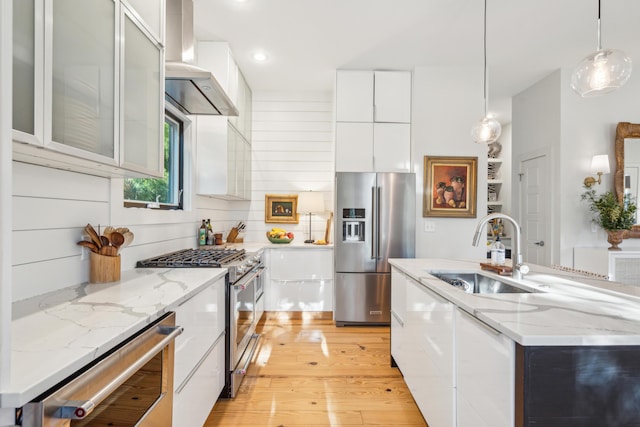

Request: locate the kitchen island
(3, 267), (226, 414)
(390, 258), (640, 427)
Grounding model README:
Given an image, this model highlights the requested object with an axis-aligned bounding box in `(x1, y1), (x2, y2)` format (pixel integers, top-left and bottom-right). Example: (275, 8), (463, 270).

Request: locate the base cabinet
(391, 269), (454, 427)
(266, 248), (334, 312)
(455, 308), (515, 427)
(173, 277), (226, 427)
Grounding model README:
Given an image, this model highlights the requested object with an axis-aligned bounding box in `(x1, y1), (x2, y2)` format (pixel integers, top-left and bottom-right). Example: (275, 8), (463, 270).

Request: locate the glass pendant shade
(471, 116), (502, 144)
(571, 48), (632, 97)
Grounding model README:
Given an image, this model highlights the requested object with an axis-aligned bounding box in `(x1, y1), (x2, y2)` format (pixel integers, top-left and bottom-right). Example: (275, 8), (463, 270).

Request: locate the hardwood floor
(204, 313), (427, 427)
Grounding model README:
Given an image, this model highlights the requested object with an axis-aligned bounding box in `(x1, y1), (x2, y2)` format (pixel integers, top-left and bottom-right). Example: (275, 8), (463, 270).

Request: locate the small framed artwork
(265, 194), (299, 224)
(423, 156), (477, 218)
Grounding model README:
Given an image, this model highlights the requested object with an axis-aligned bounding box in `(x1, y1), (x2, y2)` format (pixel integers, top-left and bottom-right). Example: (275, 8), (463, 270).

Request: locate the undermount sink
(431, 272), (537, 294)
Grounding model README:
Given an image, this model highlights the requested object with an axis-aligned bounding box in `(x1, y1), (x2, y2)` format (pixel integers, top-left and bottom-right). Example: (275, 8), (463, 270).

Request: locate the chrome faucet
(472, 213), (529, 280)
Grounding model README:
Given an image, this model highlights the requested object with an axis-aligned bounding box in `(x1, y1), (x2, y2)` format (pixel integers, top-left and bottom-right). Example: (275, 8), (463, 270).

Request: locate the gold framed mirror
(614, 122), (640, 238)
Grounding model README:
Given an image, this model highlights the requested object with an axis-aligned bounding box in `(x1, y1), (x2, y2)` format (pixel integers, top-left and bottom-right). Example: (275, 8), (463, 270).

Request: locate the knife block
(226, 227), (240, 243)
(90, 252), (121, 283)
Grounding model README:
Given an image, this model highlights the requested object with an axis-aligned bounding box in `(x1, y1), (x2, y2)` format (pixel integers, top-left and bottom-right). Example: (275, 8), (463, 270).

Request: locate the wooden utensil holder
(90, 252), (121, 283)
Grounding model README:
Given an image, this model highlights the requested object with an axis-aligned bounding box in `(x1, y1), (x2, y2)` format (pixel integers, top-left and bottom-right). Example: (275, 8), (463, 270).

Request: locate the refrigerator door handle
(371, 186), (377, 259)
(376, 186), (381, 259)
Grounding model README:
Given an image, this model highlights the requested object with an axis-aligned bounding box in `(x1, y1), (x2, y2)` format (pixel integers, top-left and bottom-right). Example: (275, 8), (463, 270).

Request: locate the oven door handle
(233, 266), (265, 290)
(53, 325), (183, 420)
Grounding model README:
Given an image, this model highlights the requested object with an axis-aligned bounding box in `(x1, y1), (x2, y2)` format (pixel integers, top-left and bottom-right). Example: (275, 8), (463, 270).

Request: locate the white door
(519, 153), (550, 265)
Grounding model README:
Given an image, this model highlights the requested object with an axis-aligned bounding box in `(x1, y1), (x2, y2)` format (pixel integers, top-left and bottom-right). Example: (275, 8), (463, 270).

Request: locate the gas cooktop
(136, 248), (246, 268)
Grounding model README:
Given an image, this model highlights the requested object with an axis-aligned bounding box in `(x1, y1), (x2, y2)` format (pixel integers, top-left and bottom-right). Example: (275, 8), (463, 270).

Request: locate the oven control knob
(252, 255), (261, 262)
(237, 266), (246, 274)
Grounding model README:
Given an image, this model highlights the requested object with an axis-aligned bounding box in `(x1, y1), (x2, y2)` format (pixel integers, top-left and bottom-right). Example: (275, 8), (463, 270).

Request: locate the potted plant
(581, 188), (637, 250)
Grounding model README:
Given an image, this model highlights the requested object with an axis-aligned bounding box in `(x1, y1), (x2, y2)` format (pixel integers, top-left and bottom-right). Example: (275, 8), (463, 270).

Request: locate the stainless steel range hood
(165, 0), (238, 116)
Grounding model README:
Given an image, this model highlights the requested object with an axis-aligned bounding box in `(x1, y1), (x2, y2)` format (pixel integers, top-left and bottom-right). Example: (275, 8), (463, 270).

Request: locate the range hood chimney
(165, 0), (239, 116)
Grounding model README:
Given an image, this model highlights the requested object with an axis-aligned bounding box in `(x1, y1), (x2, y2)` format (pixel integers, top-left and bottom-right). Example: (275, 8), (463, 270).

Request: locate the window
(124, 111), (183, 209)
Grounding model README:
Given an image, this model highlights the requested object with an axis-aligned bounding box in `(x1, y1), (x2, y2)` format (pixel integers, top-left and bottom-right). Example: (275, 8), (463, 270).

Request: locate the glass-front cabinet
(12, 0), (164, 178)
(12, 0), (42, 144)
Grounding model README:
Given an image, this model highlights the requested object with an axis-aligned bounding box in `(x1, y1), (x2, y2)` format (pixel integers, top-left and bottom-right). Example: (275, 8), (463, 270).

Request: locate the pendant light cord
(596, 0), (602, 50)
(483, 0), (488, 116)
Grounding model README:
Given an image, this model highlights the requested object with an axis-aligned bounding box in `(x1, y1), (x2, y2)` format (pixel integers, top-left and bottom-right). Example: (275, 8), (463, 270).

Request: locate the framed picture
(423, 156), (477, 218)
(265, 194), (299, 224)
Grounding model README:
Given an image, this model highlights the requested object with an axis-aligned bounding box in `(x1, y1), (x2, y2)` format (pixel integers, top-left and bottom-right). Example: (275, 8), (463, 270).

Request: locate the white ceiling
(193, 0), (640, 123)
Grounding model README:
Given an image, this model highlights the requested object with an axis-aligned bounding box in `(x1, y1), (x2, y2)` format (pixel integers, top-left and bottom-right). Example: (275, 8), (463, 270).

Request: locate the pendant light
(570, 0), (632, 97)
(471, 0), (501, 144)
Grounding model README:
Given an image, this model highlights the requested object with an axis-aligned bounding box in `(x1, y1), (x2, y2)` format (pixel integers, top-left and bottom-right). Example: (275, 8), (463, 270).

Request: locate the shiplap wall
(11, 90), (335, 302)
(244, 91), (335, 243)
(11, 161), (236, 302)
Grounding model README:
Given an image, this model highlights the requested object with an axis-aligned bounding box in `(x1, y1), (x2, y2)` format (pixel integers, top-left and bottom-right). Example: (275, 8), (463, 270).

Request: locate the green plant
(581, 188), (637, 231)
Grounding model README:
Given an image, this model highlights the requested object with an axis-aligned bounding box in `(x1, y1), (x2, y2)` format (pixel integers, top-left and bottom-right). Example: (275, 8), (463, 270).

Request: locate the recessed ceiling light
(252, 51), (269, 62)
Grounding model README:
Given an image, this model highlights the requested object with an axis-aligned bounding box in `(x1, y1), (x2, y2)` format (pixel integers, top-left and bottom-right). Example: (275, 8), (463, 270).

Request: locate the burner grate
(136, 248), (246, 268)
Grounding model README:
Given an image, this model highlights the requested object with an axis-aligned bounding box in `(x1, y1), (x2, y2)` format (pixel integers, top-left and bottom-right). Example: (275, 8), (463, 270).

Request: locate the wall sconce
(584, 154), (610, 187)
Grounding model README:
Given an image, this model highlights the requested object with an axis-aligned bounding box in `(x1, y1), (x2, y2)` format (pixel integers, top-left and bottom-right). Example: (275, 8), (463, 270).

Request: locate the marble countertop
(3, 267), (226, 408)
(389, 258), (640, 347)
(205, 241), (333, 251)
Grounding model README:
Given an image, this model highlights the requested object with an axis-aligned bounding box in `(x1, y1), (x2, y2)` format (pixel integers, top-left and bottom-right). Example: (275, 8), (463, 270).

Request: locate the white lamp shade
(590, 154), (610, 174)
(297, 191), (325, 214)
(570, 49), (632, 97)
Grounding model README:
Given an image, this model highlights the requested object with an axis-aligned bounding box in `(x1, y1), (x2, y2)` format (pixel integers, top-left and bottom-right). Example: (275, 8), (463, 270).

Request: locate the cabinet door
(173, 334), (225, 427)
(124, 0), (162, 40)
(242, 139), (252, 200)
(13, 0), (43, 144)
(336, 70), (373, 122)
(404, 277), (454, 427)
(49, 0), (116, 160)
(174, 277), (226, 389)
(456, 308), (515, 427)
(373, 71), (411, 123)
(227, 124), (239, 197)
(266, 248), (334, 311)
(373, 123), (410, 172)
(121, 12), (163, 176)
(335, 122), (373, 172)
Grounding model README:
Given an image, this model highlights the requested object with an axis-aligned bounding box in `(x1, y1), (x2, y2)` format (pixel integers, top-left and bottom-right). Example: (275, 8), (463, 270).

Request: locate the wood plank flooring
(204, 313), (427, 427)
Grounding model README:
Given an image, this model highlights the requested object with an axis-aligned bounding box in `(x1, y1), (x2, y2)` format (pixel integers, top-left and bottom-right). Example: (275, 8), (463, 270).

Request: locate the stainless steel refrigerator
(334, 172), (416, 326)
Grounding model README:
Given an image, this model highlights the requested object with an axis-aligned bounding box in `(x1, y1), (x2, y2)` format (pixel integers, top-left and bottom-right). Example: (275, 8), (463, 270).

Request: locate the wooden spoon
(77, 240), (99, 253)
(100, 235), (110, 247)
(110, 232), (125, 252)
(84, 223), (102, 249)
(120, 231), (134, 252)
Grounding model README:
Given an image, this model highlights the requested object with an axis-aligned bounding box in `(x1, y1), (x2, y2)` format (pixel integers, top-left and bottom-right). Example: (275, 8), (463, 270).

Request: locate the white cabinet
(455, 308), (515, 427)
(373, 71), (411, 123)
(173, 276), (226, 427)
(195, 41), (252, 199)
(121, 10), (163, 175)
(266, 248), (334, 312)
(12, 0), (164, 178)
(196, 119), (251, 199)
(335, 122), (410, 172)
(574, 247), (640, 284)
(391, 269), (454, 427)
(12, 0), (42, 145)
(336, 70), (374, 122)
(335, 70), (411, 172)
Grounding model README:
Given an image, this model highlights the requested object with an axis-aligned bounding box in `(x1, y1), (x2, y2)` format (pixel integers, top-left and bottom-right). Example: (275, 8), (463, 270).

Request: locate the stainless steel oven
(21, 312), (182, 427)
(136, 247), (265, 399)
(228, 260), (265, 397)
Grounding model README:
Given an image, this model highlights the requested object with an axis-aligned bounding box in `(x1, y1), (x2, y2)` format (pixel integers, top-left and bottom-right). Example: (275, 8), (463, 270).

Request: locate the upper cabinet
(12, 0), (164, 178)
(335, 70), (411, 172)
(194, 41), (252, 200)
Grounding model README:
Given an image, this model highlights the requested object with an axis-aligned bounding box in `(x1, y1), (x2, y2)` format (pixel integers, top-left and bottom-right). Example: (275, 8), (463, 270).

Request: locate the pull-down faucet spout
(473, 213), (529, 280)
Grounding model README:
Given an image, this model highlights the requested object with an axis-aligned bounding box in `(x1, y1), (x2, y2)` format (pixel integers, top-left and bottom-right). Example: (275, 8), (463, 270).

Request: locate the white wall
(512, 67), (640, 266)
(247, 91), (334, 243)
(412, 66), (490, 260)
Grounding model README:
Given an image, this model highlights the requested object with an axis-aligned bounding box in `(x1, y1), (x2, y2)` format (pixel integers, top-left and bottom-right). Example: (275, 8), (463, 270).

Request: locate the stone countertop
(204, 241), (333, 251)
(389, 258), (640, 347)
(3, 267), (227, 408)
